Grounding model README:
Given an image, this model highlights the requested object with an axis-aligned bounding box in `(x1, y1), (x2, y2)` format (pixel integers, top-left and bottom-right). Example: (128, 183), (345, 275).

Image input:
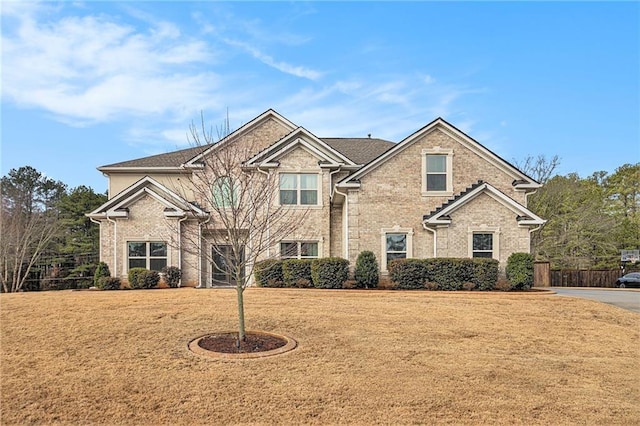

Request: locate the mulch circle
(188, 330), (297, 359)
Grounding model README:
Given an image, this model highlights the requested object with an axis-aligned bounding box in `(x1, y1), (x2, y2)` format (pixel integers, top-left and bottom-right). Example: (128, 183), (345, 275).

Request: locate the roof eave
(97, 166), (187, 173)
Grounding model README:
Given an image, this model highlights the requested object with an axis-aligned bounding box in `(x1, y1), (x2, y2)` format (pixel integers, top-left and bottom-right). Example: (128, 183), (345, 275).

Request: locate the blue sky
(2, 1), (638, 192)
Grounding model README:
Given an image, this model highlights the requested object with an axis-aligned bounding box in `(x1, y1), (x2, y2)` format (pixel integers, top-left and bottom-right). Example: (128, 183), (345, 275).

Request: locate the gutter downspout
(197, 216), (211, 288)
(105, 214), (117, 277)
(177, 215), (188, 287)
(334, 186), (349, 259)
(422, 222), (437, 258)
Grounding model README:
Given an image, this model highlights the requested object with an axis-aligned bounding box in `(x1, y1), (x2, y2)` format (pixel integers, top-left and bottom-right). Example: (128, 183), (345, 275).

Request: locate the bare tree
(515, 154), (560, 184)
(171, 114), (308, 343)
(1, 167), (65, 292)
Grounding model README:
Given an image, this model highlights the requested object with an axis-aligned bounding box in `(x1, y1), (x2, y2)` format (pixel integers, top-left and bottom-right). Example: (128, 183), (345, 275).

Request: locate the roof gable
(98, 109), (297, 171)
(337, 118), (540, 188)
(423, 180), (545, 227)
(184, 109), (298, 168)
(87, 176), (207, 219)
(244, 127), (357, 167)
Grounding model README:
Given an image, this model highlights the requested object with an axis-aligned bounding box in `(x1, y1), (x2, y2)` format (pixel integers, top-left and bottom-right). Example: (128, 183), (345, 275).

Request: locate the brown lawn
(1, 288), (638, 425)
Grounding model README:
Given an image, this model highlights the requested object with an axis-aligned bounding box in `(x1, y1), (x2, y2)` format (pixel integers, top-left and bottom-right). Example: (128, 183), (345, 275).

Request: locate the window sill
(421, 191), (453, 197)
(279, 204), (323, 209)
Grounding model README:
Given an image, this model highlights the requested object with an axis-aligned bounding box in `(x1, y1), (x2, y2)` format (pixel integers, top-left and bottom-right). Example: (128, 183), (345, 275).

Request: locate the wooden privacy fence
(534, 262), (622, 287)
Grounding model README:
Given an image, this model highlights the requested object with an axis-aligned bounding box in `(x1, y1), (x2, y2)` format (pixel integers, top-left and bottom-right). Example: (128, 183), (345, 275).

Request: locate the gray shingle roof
(321, 138), (396, 165)
(98, 145), (210, 169)
(99, 138), (396, 170)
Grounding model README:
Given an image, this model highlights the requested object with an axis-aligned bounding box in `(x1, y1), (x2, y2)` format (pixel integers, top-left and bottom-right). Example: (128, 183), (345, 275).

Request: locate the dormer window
(422, 148), (453, 196)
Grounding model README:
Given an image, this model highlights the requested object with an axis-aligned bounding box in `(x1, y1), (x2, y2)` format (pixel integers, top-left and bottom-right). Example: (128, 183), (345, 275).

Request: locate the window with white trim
(280, 241), (319, 259)
(386, 234), (407, 263)
(467, 227), (500, 260)
(381, 226), (414, 271)
(279, 173), (318, 205)
(472, 233), (493, 258)
(128, 241), (167, 271)
(422, 148), (453, 196)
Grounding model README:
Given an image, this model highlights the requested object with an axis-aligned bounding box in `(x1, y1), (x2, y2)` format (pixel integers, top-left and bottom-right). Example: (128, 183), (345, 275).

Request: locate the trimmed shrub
(429, 258), (466, 291)
(283, 259), (313, 288)
(98, 276), (121, 290)
(506, 252), (534, 290)
(139, 270), (160, 289)
(472, 258), (499, 291)
(128, 267), (147, 289)
(162, 266), (182, 288)
(93, 262), (111, 287)
(354, 251), (379, 289)
(389, 258), (499, 291)
(388, 259), (429, 289)
(311, 257), (349, 289)
(254, 259), (285, 288)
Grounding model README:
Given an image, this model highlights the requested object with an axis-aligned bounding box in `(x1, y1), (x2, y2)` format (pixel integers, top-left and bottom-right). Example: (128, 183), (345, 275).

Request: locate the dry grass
(1, 288), (638, 425)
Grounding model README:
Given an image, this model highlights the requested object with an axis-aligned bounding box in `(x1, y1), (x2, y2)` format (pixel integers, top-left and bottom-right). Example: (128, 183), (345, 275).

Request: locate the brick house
(88, 109), (545, 287)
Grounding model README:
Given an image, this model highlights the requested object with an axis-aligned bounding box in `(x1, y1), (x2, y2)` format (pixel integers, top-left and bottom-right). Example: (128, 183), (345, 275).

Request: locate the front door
(212, 245), (243, 286)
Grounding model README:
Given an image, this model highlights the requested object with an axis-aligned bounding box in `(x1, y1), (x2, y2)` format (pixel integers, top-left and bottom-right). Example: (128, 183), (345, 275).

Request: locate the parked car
(615, 272), (640, 288)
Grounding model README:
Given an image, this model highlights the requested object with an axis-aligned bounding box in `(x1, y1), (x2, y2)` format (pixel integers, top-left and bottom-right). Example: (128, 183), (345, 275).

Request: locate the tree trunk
(236, 284), (246, 343)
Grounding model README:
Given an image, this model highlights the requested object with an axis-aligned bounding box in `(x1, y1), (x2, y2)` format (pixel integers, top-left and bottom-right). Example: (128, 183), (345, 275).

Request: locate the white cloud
(223, 38), (322, 80)
(1, 2), (487, 154)
(1, 3), (218, 125)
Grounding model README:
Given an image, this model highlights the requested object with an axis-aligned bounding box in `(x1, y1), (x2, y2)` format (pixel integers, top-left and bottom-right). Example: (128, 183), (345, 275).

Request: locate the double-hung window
(128, 241), (167, 271)
(426, 155), (447, 191)
(280, 241), (319, 259)
(279, 173), (318, 206)
(386, 234), (407, 265)
(381, 227), (414, 271)
(422, 148), (453, 196)
(472, 233), (493, 258)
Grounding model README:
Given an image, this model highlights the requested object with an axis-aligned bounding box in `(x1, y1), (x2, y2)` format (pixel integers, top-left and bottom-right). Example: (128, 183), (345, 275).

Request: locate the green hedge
(97, 276), (121, 290)
(354, 251), (379, 289)
(254, 259), (285, 287)
(162, 266), (182, 288)
(506, 252), (534, 290)
(283, 259), (314, 288)
(128, 268), (160, 289)
(388, 259), (429, 289)
(311, 257), (349, 289)
(389, 258), (499, 291)
(473, 258), (499, 290)
(128, 268), (147, 289)
(93, 262), (111, 287)
(140, 270), (160, 289)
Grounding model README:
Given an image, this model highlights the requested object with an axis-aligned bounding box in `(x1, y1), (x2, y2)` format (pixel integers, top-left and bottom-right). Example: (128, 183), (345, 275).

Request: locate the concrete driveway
(550, 287), (640, 314)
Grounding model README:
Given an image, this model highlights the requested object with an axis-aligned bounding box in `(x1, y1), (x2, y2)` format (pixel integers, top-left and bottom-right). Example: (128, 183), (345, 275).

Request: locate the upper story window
(128, 241), (167, 271)
(279, 173), (318, 206)
(422, 148), (453, 196)
(280, 241), (319, 259)
(426, 155), (447, 190)
(212, 176), (238, 208)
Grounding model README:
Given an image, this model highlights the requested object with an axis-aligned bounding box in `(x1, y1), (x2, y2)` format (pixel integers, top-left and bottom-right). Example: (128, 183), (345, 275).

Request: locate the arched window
(212, 176), (238, 208)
